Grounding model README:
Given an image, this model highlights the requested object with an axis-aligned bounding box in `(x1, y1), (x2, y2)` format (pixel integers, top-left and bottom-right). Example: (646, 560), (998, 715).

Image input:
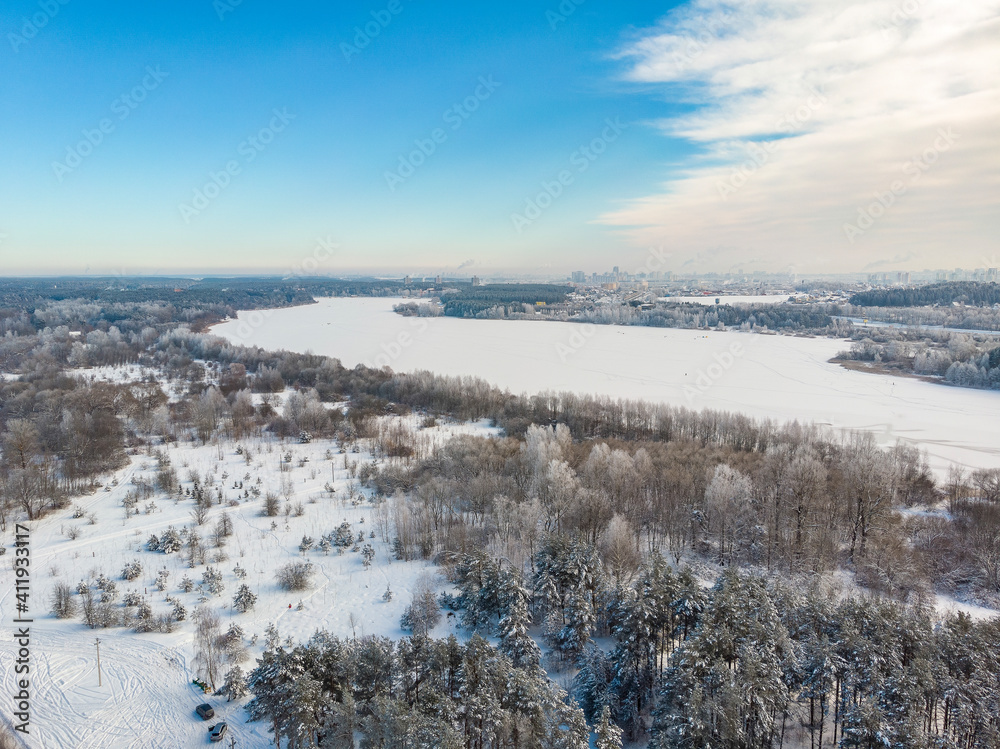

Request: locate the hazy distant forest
(2, 278), (999, 748)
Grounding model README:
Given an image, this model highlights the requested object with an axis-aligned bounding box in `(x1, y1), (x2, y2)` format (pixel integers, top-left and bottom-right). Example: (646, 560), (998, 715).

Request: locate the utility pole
(95, 638), (103, 686)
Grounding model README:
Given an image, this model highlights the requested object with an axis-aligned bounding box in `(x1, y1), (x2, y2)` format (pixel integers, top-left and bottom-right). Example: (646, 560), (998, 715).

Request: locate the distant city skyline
(2, 0), (997, 275)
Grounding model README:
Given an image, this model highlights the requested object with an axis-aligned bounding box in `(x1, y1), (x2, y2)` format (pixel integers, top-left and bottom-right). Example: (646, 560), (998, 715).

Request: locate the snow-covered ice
(213, 297), (1000, 476)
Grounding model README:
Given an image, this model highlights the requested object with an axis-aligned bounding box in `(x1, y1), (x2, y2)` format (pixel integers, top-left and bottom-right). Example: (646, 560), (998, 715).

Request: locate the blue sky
(1, 0), (690, 275)
(2, 0), (997, 276)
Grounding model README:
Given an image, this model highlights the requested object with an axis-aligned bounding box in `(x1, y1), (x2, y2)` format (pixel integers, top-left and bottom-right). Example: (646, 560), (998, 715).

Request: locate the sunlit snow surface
(0, 420), (494, 748)
(214, 297), (1000, 475)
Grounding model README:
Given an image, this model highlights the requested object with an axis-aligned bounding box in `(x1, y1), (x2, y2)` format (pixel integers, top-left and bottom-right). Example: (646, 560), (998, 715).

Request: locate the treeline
(0, 276), (427, 311)
(392, 301), (443, 318)
(244, 631), (590, 749)
(145, 327), (820, 451)
(850, 281), (1000, 308)
(847, 304), (1000, 332)
(576, 302), (844, 334)
(441, 284), (571, 318)
(0, 371), (134, 524)
(838, 334), (1000, 389)
(0, 277), (427, 362)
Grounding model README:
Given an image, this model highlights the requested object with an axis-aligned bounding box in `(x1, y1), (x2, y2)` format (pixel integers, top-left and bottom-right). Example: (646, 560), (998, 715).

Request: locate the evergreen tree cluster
(850, 282), (1000, 308)
(245, 631), (589, 749)
(440, 284), (571, 318)
(567, 562), (1000, 749)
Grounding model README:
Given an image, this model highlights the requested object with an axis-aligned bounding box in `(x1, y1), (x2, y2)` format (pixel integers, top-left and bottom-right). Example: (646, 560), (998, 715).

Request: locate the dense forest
(0, 277), (433, 335)
(440, 285), (572, 318)
(850, 282), (1000, 308)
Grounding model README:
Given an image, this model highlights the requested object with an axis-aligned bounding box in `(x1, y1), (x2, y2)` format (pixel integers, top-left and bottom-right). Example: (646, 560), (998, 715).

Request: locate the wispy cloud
(601, 0), (1000, 272)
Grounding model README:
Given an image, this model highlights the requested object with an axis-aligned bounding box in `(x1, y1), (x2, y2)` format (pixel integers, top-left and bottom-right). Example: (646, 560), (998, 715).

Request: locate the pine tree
(574, 645), (616, 724)
(650, 570), (794, 749)
(201, 566), (224, 596)
(264, 622), (281, 651)
(159, 527), (182, 554)
(218, 664), (248, 701)
(280, 675), (323, 748)
(233, 583), (257, 613)
(497, 571), (541, 670)
(361, 543), (375, 568)
(319, 693), (358, 749)
(595, 705), (624, 749)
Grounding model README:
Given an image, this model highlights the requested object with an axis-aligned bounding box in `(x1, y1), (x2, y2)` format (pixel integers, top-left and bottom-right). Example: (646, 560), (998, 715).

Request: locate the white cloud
(601, 0), (1000, 273)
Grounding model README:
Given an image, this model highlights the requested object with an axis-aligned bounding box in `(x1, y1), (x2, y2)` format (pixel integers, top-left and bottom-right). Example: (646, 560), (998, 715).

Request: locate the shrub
(50, 582), (77, 618)
(275, 561), (314, 591)
(122, 560), (143, 581)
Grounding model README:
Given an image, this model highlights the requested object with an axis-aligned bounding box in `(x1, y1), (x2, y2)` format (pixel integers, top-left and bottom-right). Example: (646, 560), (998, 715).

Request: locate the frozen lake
(213, 297), (999, 474)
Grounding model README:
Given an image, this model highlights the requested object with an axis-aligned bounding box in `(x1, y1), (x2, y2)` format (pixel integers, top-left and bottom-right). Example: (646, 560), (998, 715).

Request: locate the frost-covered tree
(221, 623), (248, 664)
(50, 582), (77, 618)
(497, 571), (541, 670)
(201, 566), (224, 596)
(159, 527), (182, 554)
(319, 693), (358, 749)
(276, 561), (314, 591)
(595, 706), (624, 749)
(650, 571), (793, 749)
(233, 583), (257, 614)
(401, 577), (442, 638)
(218, 664), (248, 702)
(121, 559), (142, 581)
(193, 606), (224, 689)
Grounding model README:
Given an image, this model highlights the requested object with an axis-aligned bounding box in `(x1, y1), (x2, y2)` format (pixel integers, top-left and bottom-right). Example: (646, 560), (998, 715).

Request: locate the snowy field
(213, 297), (1000, 475)
(0, 416), (497, 748)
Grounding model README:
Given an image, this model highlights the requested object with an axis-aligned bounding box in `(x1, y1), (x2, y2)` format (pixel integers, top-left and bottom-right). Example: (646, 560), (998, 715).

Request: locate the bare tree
(193, 606), (223, 689)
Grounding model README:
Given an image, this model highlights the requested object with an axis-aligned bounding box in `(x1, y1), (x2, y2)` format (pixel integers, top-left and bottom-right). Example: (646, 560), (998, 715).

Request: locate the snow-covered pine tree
(497, 571), (541, 670)
(233, 583), (257, 614)
(218, 664), (248, 701)
(595, 705), (624, 749)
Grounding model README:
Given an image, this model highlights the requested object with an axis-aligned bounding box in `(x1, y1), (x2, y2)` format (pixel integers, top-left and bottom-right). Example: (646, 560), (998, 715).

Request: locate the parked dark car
(209, 723), (228, 742)
(195, 703), (215, 720)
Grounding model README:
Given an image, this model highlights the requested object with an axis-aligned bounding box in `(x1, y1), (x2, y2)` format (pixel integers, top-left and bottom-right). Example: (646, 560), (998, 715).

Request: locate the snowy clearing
(0, 414), (496, 748)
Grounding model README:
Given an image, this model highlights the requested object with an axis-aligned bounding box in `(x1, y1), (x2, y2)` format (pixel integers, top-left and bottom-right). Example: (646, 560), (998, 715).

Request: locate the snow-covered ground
(935, 594), (1000, 621)
(212, 297), (1000, 476)
(0, 355), (995, 748)
(0, 415), (497, 749)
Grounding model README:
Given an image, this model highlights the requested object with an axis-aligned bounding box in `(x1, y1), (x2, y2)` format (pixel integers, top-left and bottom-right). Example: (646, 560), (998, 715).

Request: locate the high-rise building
(571, 271), (586, 283)
(471, 275), (481, 286)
